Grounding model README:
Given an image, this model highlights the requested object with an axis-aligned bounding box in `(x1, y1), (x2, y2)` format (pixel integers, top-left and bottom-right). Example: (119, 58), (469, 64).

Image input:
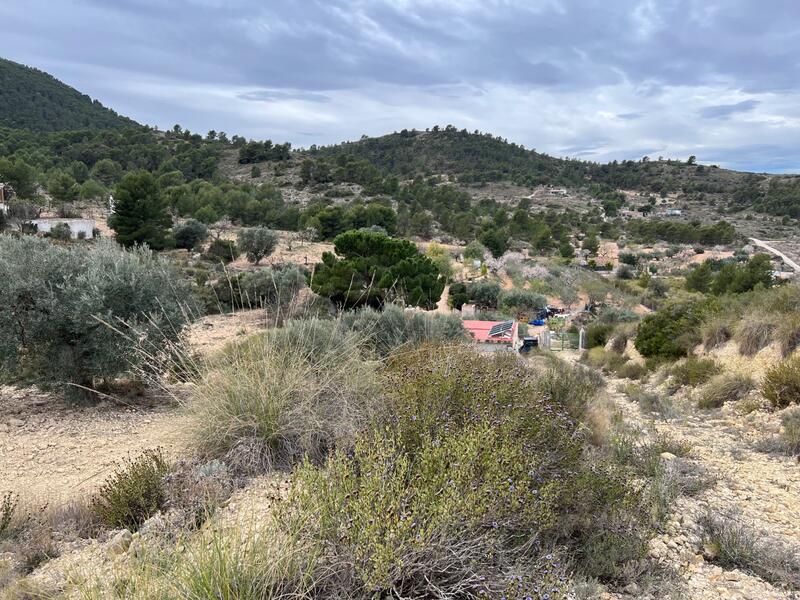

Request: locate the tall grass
(188, 319), (380, 472)
(698, 373), (755, 409)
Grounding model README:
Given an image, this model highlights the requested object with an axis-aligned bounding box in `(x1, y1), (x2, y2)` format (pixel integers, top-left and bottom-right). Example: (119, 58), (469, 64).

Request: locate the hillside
(307, 127), (800, 216)
(0, 58), (138, 132)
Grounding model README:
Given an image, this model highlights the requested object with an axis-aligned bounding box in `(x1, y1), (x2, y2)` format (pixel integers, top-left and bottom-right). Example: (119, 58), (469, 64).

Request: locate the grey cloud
(699, 99), (760, 119)
(238, 90), (332, 103)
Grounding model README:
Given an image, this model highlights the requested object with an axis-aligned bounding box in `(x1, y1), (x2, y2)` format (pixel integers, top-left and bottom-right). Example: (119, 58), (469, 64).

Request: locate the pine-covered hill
(305, 126), (800, 217)
(0, 58), (138, 132)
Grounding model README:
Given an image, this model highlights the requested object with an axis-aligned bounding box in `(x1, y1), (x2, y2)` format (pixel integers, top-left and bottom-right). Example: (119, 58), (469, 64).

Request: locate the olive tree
(237, 227), (279, 264)
(0, 236), (197, 400)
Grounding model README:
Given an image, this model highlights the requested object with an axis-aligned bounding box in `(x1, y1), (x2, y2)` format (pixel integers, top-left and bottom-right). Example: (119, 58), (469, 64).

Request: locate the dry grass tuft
(735, 313), (778, 356)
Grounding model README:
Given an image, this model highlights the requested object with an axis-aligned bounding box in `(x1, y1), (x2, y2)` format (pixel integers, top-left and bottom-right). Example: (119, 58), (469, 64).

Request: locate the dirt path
(750, 238), (800, 273)
(0, 387), (188, 502)
(602, 373), (800, 600)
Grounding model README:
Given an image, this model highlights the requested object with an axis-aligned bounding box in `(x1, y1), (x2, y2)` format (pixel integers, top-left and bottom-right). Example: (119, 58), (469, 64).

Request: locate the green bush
(49, 221), (72, 241)
(340, 304), (464, 357)
(173, 219), (208, 250)
(0, 237), (196, 399)
(311, 230), (444, 309)
(498, 288), (546, 314)
(587, 323), (614, 348)
(671, 357), (720, 387)
(277, 346), (646, 595)
(762, 356), (800, 408)
(466, 280), (501, 309)
(635, 299), (708, 359)
(204, 238), (240, 263)
(237, 227), (279, 264)
(188, 319), (380, 470)
(92, 449), (169, 531)
(776, 315), (800, 358)
(699, 373), (754, 409)
(617, 361), (648, 381)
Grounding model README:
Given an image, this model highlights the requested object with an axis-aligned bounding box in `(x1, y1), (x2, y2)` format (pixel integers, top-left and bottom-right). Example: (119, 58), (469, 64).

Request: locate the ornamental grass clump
(189, 318), (380, 471)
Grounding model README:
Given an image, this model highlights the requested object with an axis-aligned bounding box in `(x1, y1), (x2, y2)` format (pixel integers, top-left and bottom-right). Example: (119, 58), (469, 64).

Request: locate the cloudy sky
(3, 0), (800, 172)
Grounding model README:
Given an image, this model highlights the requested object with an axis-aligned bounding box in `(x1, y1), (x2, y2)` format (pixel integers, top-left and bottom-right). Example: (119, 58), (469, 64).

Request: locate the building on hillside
(665, 208), (682, 216)
(463, 319), (521, 352)
(31, 218), (95, 239)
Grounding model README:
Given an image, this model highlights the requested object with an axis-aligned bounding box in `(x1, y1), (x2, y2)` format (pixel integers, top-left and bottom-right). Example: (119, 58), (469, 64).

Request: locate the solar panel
(488, 320), (514, 337)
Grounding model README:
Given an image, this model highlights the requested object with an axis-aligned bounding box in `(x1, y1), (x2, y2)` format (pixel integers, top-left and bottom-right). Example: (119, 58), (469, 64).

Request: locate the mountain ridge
(0, 57), (139, 132)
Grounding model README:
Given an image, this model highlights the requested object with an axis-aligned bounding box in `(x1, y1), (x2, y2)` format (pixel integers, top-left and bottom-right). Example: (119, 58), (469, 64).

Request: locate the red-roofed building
(463, 320), (520, 352)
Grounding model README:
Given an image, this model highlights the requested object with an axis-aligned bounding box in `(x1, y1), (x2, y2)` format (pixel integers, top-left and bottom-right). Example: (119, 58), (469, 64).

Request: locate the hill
(0, 58), (138, 132)
(303, 127), (800, 219)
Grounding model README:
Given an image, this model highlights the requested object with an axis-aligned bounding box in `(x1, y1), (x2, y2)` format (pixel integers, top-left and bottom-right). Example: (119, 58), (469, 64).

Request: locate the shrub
(49, 221), (72, 240)
(532, 361), (604, 421)
(700, 512), (800, 588)
(762, 356), (800, 408)
(204, 238), (240, 263)
(276, 346), (646, 594)
(699, 373), (754, 409)
(238, 227), (279, 264)
(498, 288), (546, 314)
(173, 219), (208, 250)
(776, 315), (800, 358)
(0, 492), (17, 538)
(340, 304), (464, 358)
(701, 316), (733, 350)
(188, 319), (380, 471)
(239, 265), (307, 320)
(735, 313), (777, 356)
(780, 406), (800, 454)
(635, 299), (708, 359)
(91, 449), (169, 531)
(466, 280), (501, 309)
(587, 323), (614, 348)
(670, 357), (720, 387)
(623, 383), (673, 417)
(0, 237), (196, 399)
(617, 361), (647, 381)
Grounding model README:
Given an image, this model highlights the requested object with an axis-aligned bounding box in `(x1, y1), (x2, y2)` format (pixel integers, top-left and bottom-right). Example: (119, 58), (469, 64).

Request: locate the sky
(3, 0), (800, 173)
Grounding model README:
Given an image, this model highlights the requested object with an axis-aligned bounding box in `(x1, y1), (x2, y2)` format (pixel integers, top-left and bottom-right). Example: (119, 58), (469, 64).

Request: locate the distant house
(463, 319), (520, 352)
(32, 218), (95, 239)
(665, 208), (682, 217)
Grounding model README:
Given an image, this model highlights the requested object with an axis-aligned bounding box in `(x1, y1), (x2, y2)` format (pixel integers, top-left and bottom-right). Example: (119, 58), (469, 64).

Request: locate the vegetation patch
(700, 512), (800, 589)
(762, 356), (800, 408)
(698, 373), (755, 409)
(92, 449), (169, 532)
(670, 357), (720, 387)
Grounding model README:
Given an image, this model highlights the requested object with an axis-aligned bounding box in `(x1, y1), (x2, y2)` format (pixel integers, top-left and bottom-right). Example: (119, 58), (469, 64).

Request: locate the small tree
(238, 227), (279, 264)
(173, 219), (208, 250)
(109, 171), (172, 250)
(463, 240), (488, 262)
(0, 237), (196, 400)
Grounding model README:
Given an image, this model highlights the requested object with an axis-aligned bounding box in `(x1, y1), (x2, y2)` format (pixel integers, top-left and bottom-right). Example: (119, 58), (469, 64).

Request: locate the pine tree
(109, 171), (171, 249)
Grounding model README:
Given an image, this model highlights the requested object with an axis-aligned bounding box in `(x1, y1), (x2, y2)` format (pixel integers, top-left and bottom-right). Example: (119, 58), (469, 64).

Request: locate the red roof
(463, 320), (518, 344)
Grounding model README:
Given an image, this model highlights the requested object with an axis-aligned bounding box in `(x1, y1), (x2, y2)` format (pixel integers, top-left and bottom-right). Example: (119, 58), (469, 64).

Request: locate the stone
(107, 529), (132, 556)
(7, 418), (24, 428)
(660, 451), (677, 462)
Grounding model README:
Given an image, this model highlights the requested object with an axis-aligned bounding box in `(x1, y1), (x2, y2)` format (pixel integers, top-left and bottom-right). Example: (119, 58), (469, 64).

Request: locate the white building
(32, 218), (95, 239)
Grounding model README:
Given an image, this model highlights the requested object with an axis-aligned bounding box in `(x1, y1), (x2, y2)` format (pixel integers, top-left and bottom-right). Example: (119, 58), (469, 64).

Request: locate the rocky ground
(598, 365), (800, 599)
(0, 387), (187, 503)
